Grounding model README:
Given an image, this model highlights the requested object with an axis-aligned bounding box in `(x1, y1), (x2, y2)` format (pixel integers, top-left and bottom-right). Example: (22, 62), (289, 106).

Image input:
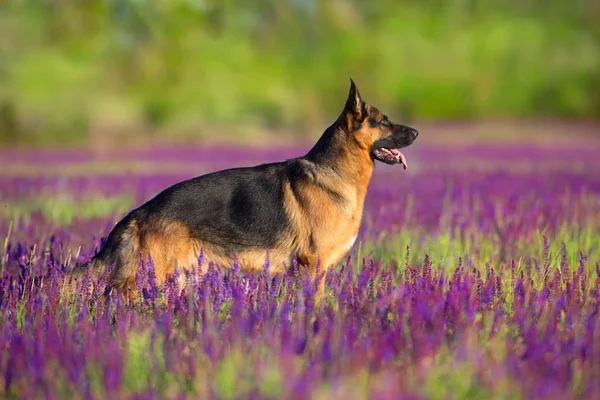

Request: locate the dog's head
(341, 79), (418, 169)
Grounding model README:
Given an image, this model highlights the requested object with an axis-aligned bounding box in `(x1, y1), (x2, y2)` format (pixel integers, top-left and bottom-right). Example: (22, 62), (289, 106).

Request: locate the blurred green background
(0, 0), (598, 146)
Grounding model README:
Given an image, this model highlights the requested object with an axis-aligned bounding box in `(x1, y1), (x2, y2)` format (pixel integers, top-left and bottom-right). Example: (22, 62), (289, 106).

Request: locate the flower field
(1, 133), (600, 399)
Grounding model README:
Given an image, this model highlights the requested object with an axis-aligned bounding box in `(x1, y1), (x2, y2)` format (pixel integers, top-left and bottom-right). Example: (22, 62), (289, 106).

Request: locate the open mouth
(372, 148), (408, 169)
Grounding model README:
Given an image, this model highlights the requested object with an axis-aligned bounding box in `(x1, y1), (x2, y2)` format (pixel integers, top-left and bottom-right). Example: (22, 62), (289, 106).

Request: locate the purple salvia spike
(232, 253), (240, 275)
(560, 243), (568, 279)
(533, 257), (541, 277)
(292, 254), (300, 281)
(476, 271), (483, 312)
(543, 234), (551, 271)
(190, 260), (199, 300)
(409, 265), (417, 298)
(262, 249), (271, 275)
(578, 251), (586, 274)
(198, 247), (205, 267)
(422, 254), (431, 286)
(135, 251), (146, 300)
(314, 255), (322, 285)
(270, 274), (281, 302)
(510, 259), (516, 289)
(368, 259), (376, 300)
(145, 255), (157, 304)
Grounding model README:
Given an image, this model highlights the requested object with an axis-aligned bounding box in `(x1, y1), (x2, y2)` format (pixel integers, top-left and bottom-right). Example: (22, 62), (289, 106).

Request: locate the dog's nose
(409, 128), (419, 139)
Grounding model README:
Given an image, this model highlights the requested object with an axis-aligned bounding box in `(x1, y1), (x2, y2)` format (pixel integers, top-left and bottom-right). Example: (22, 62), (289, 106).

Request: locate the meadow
(1, 127), (599, 399)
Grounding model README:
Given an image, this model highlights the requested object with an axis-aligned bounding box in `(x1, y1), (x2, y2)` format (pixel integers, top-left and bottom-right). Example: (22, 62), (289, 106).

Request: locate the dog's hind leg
(138, 220), (201, 293)
(103, 219), (143, 300)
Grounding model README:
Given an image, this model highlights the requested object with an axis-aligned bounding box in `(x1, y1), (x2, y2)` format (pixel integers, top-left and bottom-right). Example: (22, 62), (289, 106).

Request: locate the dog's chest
(300, 178), (366, 261)
(317, 227), (359, 266)
(326, 218), (361, 256)
(346, 234), (358, 251)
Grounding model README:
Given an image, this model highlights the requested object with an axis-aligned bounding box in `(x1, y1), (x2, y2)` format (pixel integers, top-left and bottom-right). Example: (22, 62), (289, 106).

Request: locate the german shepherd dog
(72, 80), (418, 300)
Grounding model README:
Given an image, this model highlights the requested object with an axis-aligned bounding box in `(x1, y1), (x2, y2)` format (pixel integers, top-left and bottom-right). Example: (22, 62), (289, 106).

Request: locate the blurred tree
(0, 0), (598, 145)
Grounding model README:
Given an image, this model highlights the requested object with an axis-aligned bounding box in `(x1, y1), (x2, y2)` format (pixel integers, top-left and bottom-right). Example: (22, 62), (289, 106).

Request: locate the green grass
(1, 193), (133, 226)
(359, 225), (598, 277)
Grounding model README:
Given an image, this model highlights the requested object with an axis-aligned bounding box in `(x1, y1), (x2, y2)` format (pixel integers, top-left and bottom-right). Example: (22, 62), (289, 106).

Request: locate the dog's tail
(65, 212), (143, 296)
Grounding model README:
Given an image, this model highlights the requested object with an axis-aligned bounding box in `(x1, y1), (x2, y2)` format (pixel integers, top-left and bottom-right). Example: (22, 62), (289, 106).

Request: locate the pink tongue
(398, 151), (407, 169)
(388, 149), (407, 169)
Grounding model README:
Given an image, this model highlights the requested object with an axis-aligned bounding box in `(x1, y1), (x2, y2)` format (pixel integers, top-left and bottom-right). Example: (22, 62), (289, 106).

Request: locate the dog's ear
(344, 78), (366, 120)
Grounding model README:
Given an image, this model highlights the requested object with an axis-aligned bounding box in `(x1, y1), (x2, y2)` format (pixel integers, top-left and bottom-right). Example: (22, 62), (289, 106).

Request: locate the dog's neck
(304, 123), (375, 198)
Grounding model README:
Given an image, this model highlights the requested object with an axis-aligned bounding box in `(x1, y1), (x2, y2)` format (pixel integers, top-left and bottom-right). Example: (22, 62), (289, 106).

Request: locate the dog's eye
(381, 117), (391, 127)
